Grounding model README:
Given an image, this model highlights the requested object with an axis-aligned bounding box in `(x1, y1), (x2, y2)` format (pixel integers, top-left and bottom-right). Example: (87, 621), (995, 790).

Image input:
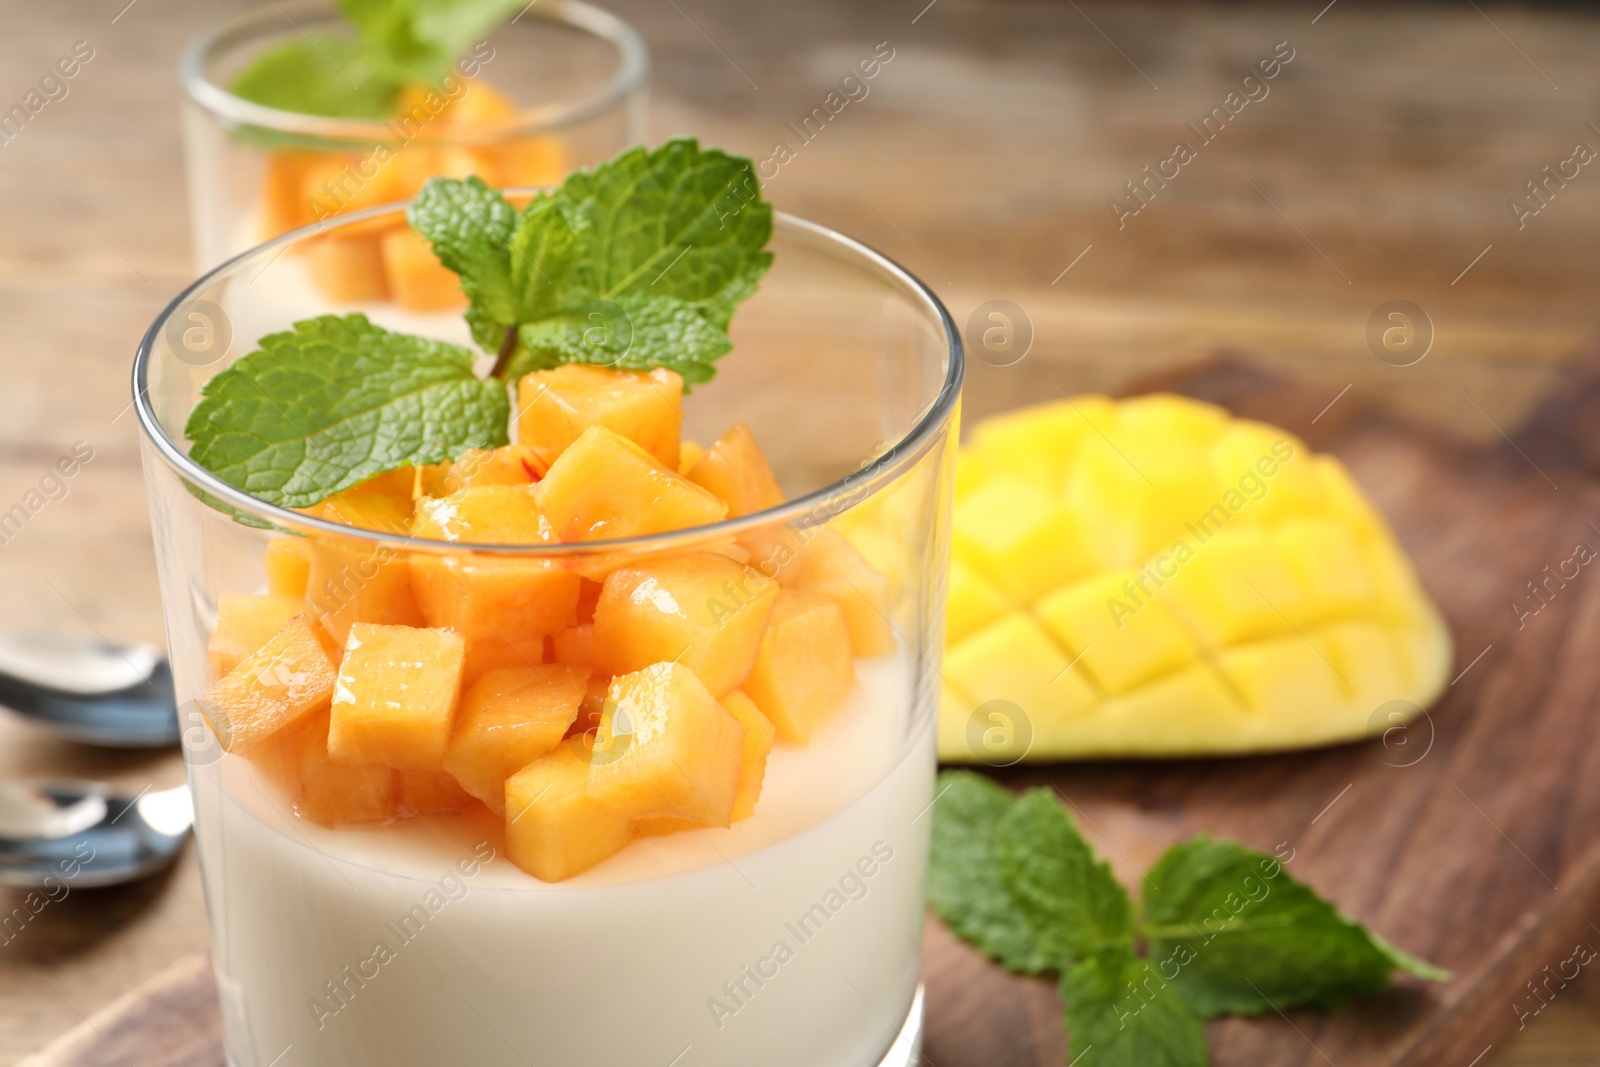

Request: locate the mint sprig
(184, 314), (508, 508)
(929, 771), (1448, 1066)
(409, 139), (773, 385)
(230, 0), (525, 120)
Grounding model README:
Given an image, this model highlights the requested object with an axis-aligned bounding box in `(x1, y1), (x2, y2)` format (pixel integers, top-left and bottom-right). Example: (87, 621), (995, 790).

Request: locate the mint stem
(490, 326), (518, 381)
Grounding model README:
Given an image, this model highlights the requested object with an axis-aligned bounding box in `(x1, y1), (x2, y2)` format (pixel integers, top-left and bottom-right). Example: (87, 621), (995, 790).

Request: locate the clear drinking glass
(132, 201), (963, 1067)
(180, 0), (647, 268)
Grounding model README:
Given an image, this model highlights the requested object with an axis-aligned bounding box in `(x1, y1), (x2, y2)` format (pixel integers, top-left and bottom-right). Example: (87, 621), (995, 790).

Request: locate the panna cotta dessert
(141, 139), (956, 1067)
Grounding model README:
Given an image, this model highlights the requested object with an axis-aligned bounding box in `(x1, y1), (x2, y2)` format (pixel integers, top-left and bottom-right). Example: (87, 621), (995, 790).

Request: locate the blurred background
(1, 0), (1597, 1062)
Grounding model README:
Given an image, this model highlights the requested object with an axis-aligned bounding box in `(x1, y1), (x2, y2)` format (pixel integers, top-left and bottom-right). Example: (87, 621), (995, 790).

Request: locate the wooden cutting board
(26, 357), (1600, 1067)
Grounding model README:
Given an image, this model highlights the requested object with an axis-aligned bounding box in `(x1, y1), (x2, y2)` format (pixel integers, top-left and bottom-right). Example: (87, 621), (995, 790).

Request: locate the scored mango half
(938, 393), (1451, 761)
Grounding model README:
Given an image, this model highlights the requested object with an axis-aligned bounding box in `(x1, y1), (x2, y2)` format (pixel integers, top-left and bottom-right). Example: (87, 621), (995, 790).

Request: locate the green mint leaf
(1141, 838), (1449, 1016)
(415, 139), (773, 385)
(927, 771), (1056, 974)
(408, 176), (525, 352)
(338, 0), (522, 83)
(509, 294), (732, 385)
(996, 789), (1135, 964)
(409, 0), (527, 68)
(229, 33), (400, 120)
(185, 313), (509, 508)
(1062, 946), (1210, 1067)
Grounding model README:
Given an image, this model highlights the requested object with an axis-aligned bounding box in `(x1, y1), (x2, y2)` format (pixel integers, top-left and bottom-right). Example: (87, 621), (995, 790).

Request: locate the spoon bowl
(0, 780), (193, 888)
(0, 634), (180, 748)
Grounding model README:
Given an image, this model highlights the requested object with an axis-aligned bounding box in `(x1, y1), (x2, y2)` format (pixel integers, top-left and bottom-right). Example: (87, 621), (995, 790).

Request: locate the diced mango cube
(1115, 393), (1228, 446)
(306, 232), (389, 303)
(297, 713), (398, 826)
(208, 594), (309, 678)
(537, 427), (727, 542)
(505, 742), (633, 882)
(381, 227), (468, 311)
(411, 485), (547, 543)
(444, 664), (588, 813)
(200, 615), (339, 753)
(1313, 621), (1410, 705)
(1216, 638), (1348, 718)
(724, 689), (776, 822)
(946, 557), (1011, 644)
(460, 638), (546, 688)
(396, 769), (476, 816)
(1314, 456), (1386, 539)
(329, 623), (466, 770)
(741, 590), (855, 743)
(1078, 668), (1249, 756)
(587, 663), (746, 825)
(790, 529), (897, 656)
(305, 537), (426, 645)
(593, 553), (778, 696)
(1163, 527), (1310, 646)
(260, 150), (324, 237)
(552, 624), (594, 666)
(264, 537), (311, 597)
(444, 446), (543, 491)
(953, 479), (1094, 602)
(686, 423), (784, 517)
(517, 364), (683, 471)
(1036, 571), (1197, 695)
(1065, 431), (1219, 568)
(478, 136), (568, 189)
(678, 440), (706, 474)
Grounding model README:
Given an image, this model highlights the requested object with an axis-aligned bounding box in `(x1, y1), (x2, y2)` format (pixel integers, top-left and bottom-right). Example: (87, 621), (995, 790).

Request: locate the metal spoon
(0, 780), (193, 888)
(0, 634), (180, 747)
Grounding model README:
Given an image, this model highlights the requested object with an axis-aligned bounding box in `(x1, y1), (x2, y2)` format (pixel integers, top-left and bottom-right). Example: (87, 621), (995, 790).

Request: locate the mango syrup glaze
(195, 650), (934, 1067)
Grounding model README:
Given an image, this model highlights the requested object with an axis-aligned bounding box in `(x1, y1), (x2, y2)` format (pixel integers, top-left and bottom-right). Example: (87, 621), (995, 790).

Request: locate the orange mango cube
(381, 228), (467, 311)
(461, 639), (546, 688)
(586, 663), (746, 826)
(396, 769), (476, 817)
(208, 594), (308, 678)
(444, 665), (588, 813)
(263, 537), (311, 597)
(305, 538), (426, 645)
(306, 232), (389, 304)
(724, 689), (776, 822)
(260, 150), (324, 237)
(592, 553), (778, 696)
(686, 423), (784, 518)
(329, 623), (466, 770)
(517, 364), (684, 471)
(411, 485), (546, 543)
(200, 615), (339, 753)
(791, 529), (898, 656)
(537, 427), (727, 543)
(743, 590), (856, 743)
(444, 445), (543, 490)
(505, 741), (634, 882)
(552, 624), (595, 666)
(296, 713), (398, 826)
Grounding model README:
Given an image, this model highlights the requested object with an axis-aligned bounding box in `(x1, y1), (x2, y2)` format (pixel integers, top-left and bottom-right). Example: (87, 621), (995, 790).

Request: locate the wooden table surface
(1, 0), (1598, 1063)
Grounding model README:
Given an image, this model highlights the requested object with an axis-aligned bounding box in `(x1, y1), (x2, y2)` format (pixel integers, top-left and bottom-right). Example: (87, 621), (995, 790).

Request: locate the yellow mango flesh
(263, 537), (311, 597)
(790, 529), (898, 657)
(296, 712), (399, 827)
(329, 623), (466, 770)
(517, 364), (684, 472)
(208, 593), (308, 679)
(941, 393), (1452, 761)
(200, 615), (339, 754)
(444, 665), (589, 814)
(686, 423), (785, 517)
(742, 590), (855, 743)
(586, 663), (745, 826)
(505, 741), (634, 882)
(381, 228), (467, 312)
(723, 689), (776, 822)
(593, 553), (778, 696)
(536, 426), (728, 543)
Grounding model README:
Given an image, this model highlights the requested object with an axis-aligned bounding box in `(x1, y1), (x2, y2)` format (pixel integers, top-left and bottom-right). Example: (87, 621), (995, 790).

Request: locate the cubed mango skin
(940, 392), (1453, 761)
(329, 623), (466, 770)
(586, 663), (746, 826)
